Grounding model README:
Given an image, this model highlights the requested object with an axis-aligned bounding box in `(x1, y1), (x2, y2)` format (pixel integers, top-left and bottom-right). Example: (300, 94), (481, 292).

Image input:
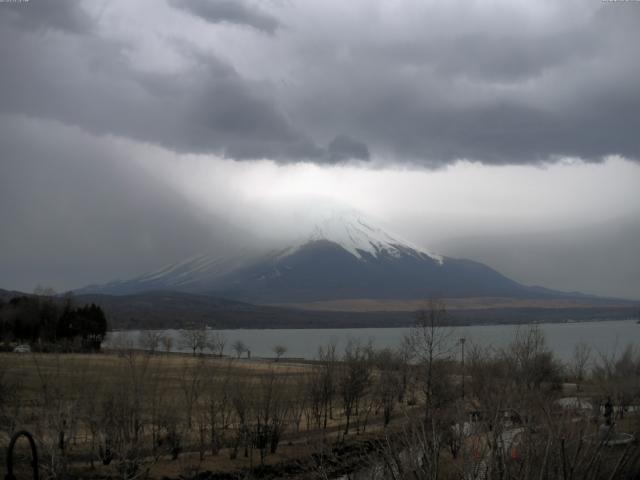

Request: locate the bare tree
(317, 340), (338, 429)
(507, 325), (561, 391)
(31, 353), (86, 478)
(396, 336), (415, 403)
(203, 361), (233, 455)
(232, 340), (248, 359)
(207, 332), (227, 357)
(95, 350), (158, 479)
(407, 297), (452, 413)
(138, 331), (163, 354)
(180, 326), (209, 356)
(306, 369), (325, 430)
(272, 344), (287, 361)
(593, 344), (640, 421)
(229, 378), (251, 460)
(252, 368), (290, 463)
(570, 341), (592, 391)
(372, 348), (403, 427)
(288, 373), (309, 433)
(338, 339), (373, 435)
(179, 357), (206, 429)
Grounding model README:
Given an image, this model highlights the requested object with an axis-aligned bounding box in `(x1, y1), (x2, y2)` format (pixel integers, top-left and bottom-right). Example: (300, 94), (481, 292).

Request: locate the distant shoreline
(107, 308), (638, 331)
(3, 287), (637, 331)
(267, 296), (639, 312)
(109, 316), (639, 332)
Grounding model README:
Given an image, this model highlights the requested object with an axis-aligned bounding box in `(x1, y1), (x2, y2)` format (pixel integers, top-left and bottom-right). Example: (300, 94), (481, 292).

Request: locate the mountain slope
(209, 239), (535, 302)
(78, 211), (591, 303)
(77, 251), (260, 296)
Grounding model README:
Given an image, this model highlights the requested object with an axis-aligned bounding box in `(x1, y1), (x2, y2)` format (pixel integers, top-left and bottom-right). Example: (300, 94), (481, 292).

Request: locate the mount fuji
(78, 211), (576, 303)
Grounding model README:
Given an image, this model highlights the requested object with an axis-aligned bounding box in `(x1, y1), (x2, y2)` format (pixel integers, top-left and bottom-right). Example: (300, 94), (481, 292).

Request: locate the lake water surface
(107, 319), (639, 363)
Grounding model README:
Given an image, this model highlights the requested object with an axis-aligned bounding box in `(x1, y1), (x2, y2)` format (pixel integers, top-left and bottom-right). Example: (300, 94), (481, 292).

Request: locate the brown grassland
(0, 350), (424, 479)
(1, 317), (640, 480)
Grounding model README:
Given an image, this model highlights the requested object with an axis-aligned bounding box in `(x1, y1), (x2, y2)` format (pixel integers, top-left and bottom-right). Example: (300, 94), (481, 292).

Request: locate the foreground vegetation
(1, 300), (639, 479)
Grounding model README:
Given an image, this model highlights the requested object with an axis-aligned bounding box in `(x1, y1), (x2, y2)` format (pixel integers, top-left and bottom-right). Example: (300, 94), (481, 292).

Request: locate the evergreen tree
(0, 295), (108, 351)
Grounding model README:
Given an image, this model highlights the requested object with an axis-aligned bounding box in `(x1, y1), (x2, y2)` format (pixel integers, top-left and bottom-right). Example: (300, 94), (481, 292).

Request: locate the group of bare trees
(366, 315), (640, 480)
(136, 329), (228, 357)
(138, 330), (286, 361)
(2, 301), (640, 479)
(2, 351), (162, 479)
(593, 344), (640, 423)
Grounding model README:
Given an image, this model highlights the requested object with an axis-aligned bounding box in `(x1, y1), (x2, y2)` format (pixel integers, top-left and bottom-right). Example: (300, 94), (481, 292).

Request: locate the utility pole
(459, 337), (466, 400)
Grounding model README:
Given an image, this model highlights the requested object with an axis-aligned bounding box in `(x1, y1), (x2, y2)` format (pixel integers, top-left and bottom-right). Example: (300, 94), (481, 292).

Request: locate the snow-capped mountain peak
(76, 208), (547, 302)
(302, 211), (443, 263)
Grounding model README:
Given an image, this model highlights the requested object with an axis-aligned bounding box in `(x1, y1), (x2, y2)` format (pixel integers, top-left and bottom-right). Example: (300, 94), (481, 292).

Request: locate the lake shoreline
(105, 304), (639, 330)
(107, 319), (639, 363)
(108, 311), (639, 332)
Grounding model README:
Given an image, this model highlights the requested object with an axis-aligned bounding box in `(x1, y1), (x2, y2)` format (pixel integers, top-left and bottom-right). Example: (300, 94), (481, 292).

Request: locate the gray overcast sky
(0, 0), (639, 299)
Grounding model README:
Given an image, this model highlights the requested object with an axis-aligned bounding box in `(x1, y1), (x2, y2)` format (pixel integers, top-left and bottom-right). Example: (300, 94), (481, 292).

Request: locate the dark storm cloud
(355, 94), (640, 166)
(376, 25), (598, 84)
(0, 3), (318, 162)
(0, 0), (92, 34)
(0, 1), (639, 166)
(283, 3), (640, 166)
(133, 60), (320, 159)
(1, 0), (638, 298)
(327, 135), (370, 163)
(169, 0), (280, 34)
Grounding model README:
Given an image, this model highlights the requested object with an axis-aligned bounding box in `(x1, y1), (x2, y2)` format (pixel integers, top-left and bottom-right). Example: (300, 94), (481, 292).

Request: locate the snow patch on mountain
(76, 209), (446, 296)
(84, 251), (257, 293)
(300, 211), (443, 264)
(136, 253), (211, 283)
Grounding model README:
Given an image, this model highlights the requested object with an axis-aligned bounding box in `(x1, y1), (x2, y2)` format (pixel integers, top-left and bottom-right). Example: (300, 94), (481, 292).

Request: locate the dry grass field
(0, 351), (420, 479)
(1, 324), (639, 480)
